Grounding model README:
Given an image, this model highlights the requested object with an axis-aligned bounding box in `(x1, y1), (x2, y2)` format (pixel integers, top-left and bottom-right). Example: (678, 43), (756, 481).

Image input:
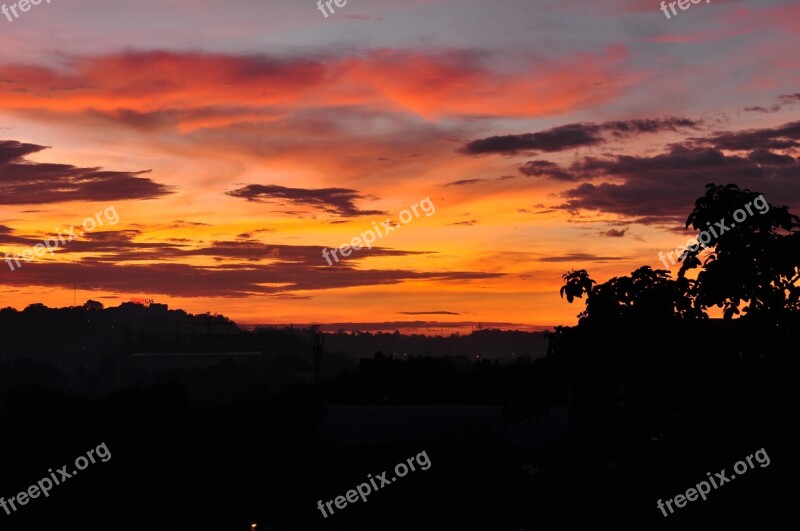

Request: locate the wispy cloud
(0, 140), (171, 204)
(226, 184), (384, 218)
(462, 117), (699, 155)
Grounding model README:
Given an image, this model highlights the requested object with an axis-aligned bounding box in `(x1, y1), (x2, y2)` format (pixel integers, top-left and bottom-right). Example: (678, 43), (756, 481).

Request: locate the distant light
(251, 525), (257, 530)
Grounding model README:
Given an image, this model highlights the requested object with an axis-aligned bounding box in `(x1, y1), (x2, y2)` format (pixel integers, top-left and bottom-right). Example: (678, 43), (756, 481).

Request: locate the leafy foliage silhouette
(562, 183), (799, 322)
(679, 183), (800, 319)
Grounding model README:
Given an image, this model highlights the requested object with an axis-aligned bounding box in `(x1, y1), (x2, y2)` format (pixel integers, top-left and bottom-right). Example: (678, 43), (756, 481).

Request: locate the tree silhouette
(679, 183), (800, 319)
(83, 300), (104, 311)
(561, 183), (800, 322)
(561, 266), (700, 323)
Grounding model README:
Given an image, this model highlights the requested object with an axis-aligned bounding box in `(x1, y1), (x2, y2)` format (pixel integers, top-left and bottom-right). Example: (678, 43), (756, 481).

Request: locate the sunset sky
(0, 0), (798, 328)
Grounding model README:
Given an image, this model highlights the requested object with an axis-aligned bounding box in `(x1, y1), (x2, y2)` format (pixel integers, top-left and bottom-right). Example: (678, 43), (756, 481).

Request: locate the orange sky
(0, 0), (799, 328)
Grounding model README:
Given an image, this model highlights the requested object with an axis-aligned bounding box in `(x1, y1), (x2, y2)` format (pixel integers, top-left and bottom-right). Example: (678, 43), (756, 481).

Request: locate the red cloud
(0, 47), (637, 127)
